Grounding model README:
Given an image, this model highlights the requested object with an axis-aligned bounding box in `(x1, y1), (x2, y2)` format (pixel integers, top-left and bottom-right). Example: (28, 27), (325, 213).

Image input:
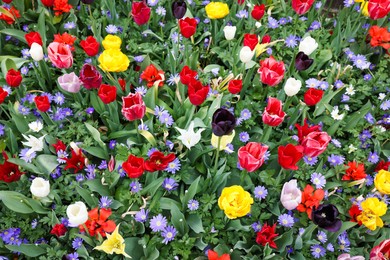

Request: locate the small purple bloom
(149, 214), (167, 232)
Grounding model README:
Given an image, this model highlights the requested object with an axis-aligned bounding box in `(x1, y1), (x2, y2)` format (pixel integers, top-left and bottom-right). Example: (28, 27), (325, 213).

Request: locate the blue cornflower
(344, 0), (354, 7)
(171, 32), (182, 43)
(19, 148), (36, 163)
(99, 196), (112, 208)
(285, 35), (298, 48)
(239, 132), (250, 143)
(236, 10), (248, 19)
(149, 214), (167, 232)
(327, 154), (345, 166)
(306, 78), (320, 88)
(311, 245), (326, 258)
(310, 172), (326, 189)
(380, 100), (390, 110)
(156, 6), (166, 16)
(278, 214), (295, 228)
(161, 225), (177, 244)
(159, 111), (174, 127)
(105, 25), (118, 34)
(240, 109), (252, 120)
(368, 151), (379, 164)
(148, 0), (159, 6)
(72, 237), (83, 250)
(130, 181), (142, 193)
(268, 17), (279, 28)
(187, 199), (199, 211)
(167, 74), (180, 86)
(165, 158), (181, 174)
(135, 209), (149, 223)
(317, 231), (327, 243)
(303, 156), (318, 166)
(64, 21), (76, 29)
(254, 186), (268, 200)
(53, 92), (65, 105)
(162, 178), (178, 192)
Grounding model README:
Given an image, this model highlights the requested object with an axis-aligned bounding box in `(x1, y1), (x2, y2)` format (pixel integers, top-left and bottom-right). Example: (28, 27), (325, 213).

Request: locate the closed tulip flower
(205, 2), (229, 19)
(238, 142), (269, 172)
(312, 204), (342, 232)
(30, 177), (50, 198)
(172, 0), (187, 19)
(299, 36), (318, 56)
(292, 0), (315, 15)
(121, 93), (146, 121)
(57, 72), (82, 93)
(223, 25), (236, 40)
(280, 179), (302, 210)
(368, 0), (390, 20)
(284, 77), (302, 96)
(239, 46), (255, 63)
(278, 144), (304, 170)
(262, 97), (286, 127)
(29, 43), (44, 61)
(188, 79), (209, 106)
(131, 1), (151, 25)
(295, 51), (313, 71)
(211, 108), (236, 136)
(258, 56), (285, 87)
(79, 64), (102, 90)
(179, 17), (197, 38)
(67, 201), (88, 227)
(48, 42), (73, 69)
(98, 84), (117, 104)
(301, 131), (331, 157)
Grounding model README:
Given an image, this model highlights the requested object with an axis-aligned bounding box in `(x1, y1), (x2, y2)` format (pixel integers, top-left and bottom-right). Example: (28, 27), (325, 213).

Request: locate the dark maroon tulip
(172, 0), (187, 19)
(79, 64), (102, 90)
(311, 204), (342, 232)
(81, 0), (94, 4)
(212, 108), (236, 136)
(295, 51), (314, 71)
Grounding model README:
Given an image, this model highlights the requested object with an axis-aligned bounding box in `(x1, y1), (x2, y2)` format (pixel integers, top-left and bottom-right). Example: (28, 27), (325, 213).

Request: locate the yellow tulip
(98, 49), (130, 72)
(357, 198), (387, 231)
(374, 170), (390, 195)
(211, 131), (235, 152)
(94, 224), (131, 258)
(102, 35), (122, 50)
(218, 185), (254, 219)
(205, 2), (229, 19)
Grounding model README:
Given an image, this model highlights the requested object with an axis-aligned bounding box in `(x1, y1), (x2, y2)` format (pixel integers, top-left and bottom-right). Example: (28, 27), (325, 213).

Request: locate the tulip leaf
(7, 158), (41, 174)
(183, 176), (201, 206)
(84, 122), (106, 148)
(187, 214), (204, 234)
(142, 29), (164, 42)
(344, 101), (371, 131)
(75, 186), (98, 208)
(35, 155), (59, 175)
(5, 244), (48, 257)
(0, 191), (34, 214)
(275, 229), (294, 252)
(0, 29), (27, 44)
(1, 58), (17, 76)
(139, 130), (157, 146)
(124, 238), (145, 259)
(170, 203), (188, 235)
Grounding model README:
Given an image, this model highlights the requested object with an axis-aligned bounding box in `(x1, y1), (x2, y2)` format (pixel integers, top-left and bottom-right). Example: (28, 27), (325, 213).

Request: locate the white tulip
(29, 43), (44, 61)
(239, 46), (255, 63)
(298, 36), (318, 56)
(284, 77), (302, 97)
(280, 179), (302, 210)
(223, 25), (236, 40)
(175, 121), (205, 150)
(30, 177), (50, 198)
(22, 134), (45, 155)
(67, 202), (88, 227)
(28, 121), (43, 132)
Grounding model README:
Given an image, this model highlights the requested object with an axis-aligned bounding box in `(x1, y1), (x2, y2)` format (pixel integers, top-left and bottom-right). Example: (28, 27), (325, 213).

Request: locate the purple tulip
(212, 108), (236, 136)
(295, 51), (314, 71)
(312, 204), (342, 232)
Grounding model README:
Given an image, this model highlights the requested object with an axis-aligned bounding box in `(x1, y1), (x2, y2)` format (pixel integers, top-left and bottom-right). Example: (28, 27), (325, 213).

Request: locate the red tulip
(227, 79), (242, 94)
(292, 0), (315, 15)
(238, 142), (269, 172)
(131, 2), (151, 25)
(34, 95), (51, 112)
(0, 152), (24, 183)
(262, 97), (286, 127)
(122, 155), (145, 178)
(0, 87), (8, 104)
(278, 144), (304, 170)
(50, 223), (67, 237)
(180, 66), (197, 85)
(295, 119), (321, 143)
(258, 56), (285, 87)
(80, 36), (100, 56)
(243, 33), (258, 51)
(368, 0), (390, 20)
(3, 0), (13, 3)
(303, 88), (324, 106)
(188, 79), (209, 106)
(41, 0), (54, 7)
(121, 93), (146, 121)
(98, 84), (117, 104)
(179, 17), (197, 38)
(79, 64), (102, 90)
(6, 69), (22, 88)
(301, 131), (331, 157)
(251, 4), (265, 20)
(144, 151), (175, 172)
(25, 32), (43, 47)
(261, 35), (271, 44)
(370, 239), (390, 259)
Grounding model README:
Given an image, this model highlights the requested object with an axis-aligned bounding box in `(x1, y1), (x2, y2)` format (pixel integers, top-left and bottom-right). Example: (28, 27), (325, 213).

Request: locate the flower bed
(0, 0), (389, 259)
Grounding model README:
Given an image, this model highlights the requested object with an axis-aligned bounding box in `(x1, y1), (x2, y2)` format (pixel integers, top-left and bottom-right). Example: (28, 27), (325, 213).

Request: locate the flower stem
(213, 136), (221, 173)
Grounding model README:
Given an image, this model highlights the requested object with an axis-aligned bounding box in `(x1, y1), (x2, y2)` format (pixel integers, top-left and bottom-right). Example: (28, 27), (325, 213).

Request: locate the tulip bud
(30, 177), (50, 198)
(239, 46), (254, 63)
(172, 0), (187, 19)
(223, 25), (236, 40)
(295, 51), (314, 71)
(298, 36), (318, 56)
(67, 201), (88, 227)
(284, 77), (302, 96)
(29, 43), (44, 61)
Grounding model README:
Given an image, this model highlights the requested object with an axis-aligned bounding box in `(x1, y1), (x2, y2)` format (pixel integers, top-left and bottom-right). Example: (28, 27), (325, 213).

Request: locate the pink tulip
(280, 179), (302, 210)
(48, 42), (73, 69)
(57, 72), (81, 93)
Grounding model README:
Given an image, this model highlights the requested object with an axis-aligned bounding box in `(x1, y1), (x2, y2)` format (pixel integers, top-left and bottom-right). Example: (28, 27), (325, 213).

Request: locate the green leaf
(85, 123), (106, 148)
(1, 58), (17, 77)
(83, 146), (109, 160)
(275, 229), (294, 252)
(75, 186), (98, 208)
(11, 110), (29, 133)
(187, 214), (204, 233)
(344, 101), (371, 131)
(139, 130), (157, 146)
(124, 237), (145, 259)
(170, 204), (188, 235)
(0, 191), (34, 214)
(183, 176), (200, 206)
(141, 29), (164, 42)
(35, 155), (59, 175)
(85, 179), (111, 196)
(7, 158), (41, 174)
(37, 11), (46, 45)
(5, 244), (47, 257)
(0, 29), (27, 44)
